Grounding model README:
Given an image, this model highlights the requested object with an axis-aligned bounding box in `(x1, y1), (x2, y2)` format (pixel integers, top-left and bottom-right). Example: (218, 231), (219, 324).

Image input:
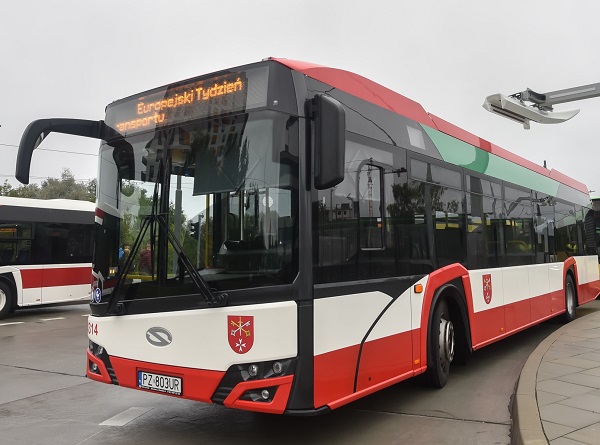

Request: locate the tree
(0, 180), (40, 198)
(0, 169), (95, 202)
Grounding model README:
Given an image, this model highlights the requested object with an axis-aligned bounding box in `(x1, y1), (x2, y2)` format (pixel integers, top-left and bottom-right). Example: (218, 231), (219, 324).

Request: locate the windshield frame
(93, 109), (300, 315)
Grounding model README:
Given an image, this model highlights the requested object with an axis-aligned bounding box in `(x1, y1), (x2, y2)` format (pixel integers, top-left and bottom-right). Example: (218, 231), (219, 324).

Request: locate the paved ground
(0, 302), (580, 445)
(513, 299), (600, 445)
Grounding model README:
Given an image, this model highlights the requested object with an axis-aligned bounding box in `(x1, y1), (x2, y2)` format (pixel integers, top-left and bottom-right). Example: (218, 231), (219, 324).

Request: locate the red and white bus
(0, 196), (95, 318)
(16, 58), (600, 414)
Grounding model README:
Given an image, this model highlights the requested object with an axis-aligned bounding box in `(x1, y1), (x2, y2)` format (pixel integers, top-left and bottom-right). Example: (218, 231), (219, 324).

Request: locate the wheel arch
(420, 264), (472, 371)
(0, 272), (18, 306)
(0, 272), (18, 316)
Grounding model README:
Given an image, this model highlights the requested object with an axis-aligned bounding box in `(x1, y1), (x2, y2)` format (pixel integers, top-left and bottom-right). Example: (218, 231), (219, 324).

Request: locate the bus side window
(358, 163), (383, 249)
(16, 244), (30, 263)
(554, 201), (577, 260)
(0, 243), (14, 264)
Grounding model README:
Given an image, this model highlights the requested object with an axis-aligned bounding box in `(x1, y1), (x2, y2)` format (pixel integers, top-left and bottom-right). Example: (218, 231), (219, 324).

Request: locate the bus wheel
(427, 300), (454, 388)
(0, 282), (14, 319)
(562, 274), (576, 324)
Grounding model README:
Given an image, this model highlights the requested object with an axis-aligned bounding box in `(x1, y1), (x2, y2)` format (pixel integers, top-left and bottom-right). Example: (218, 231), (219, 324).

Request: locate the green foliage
(117, 180), (206, 271)
(0, 169), (95, 202)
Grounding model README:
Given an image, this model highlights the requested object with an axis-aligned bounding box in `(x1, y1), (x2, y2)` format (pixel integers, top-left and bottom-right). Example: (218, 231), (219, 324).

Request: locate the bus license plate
(137, 371), (182, 396)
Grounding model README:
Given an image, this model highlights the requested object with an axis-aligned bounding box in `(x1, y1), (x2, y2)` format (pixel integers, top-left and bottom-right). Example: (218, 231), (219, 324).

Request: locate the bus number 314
(88, 322), (98, 336)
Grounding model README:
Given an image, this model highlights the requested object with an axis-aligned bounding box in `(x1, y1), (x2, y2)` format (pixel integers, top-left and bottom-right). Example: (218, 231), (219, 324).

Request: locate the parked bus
(16, 58), (600, 414)
(0, 196), (94, 318)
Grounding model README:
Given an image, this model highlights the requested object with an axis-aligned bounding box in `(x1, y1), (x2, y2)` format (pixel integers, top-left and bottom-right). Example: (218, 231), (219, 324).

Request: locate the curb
(511, 312), (597, 445)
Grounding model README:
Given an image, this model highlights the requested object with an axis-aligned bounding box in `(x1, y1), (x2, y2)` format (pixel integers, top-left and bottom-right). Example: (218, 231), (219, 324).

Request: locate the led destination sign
(105, 72), (249, 137)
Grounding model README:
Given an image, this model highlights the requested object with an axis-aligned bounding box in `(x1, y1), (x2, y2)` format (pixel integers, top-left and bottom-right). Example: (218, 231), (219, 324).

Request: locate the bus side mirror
(313, 94), (345, 190)
(16, 118), (109, 184)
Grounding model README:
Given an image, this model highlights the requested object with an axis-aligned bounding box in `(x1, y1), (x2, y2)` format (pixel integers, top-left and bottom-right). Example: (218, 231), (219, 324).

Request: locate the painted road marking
(0, 322), (25, 326)
(99, 407), (154, 426)
(39, 317), (66, 322)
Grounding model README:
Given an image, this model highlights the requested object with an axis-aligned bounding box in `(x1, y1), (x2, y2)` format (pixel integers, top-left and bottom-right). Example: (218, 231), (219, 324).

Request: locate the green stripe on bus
(423, 126), (560, 196)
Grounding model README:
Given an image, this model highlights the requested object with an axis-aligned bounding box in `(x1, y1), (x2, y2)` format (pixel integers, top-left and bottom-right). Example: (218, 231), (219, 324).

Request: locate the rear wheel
(0, 281), (14, 319)
(562, 274), (576, 323)
(427, 300), (454, 388)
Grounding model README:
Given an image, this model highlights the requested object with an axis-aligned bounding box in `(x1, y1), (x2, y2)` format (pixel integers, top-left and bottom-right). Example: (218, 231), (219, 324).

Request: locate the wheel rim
(438, 316), (455, 368)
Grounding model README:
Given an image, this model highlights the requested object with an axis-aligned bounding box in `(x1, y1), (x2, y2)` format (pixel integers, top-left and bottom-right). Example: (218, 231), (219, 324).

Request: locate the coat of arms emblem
(228, 315), (254, 354)
(483, 274), (492, 304)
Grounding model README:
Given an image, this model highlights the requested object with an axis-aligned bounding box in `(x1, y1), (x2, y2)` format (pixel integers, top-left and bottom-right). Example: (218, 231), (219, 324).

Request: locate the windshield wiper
(158, 214), (228, 306)
(106, 155), (227, 316)
(107, 215), (228, 316)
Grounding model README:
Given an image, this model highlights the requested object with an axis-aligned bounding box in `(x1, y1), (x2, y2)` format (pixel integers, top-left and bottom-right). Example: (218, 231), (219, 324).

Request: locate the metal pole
(204, 194), (210, 267)
(172, 175), (182, 273)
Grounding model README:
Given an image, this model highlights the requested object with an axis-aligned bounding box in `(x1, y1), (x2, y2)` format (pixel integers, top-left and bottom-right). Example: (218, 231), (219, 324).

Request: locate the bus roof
(271, 58), (589, 195)
(0, 196), (95, 213)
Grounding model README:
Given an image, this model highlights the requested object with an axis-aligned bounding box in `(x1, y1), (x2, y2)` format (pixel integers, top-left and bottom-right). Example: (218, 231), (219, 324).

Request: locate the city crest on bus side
(228, 315), (254, 354)
(483, 274), (492, 304)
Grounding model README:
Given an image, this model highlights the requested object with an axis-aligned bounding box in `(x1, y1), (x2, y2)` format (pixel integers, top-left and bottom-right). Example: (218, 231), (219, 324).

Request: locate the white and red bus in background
(0, 196), (94, 318)
(15, 58), (600, 415)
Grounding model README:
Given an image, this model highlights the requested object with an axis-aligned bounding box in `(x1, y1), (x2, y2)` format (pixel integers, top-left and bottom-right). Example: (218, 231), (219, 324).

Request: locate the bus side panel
(469, 262), (595, 350)
(13, 264), (92, 306)
(313, 345), (360, 408)
(41, 264), (92, 304)
(467, 269), (505, 347)
(503, 267), (531, 333)
(18, 267), (42, 305)
(356, 290), (414, 392)
(313, 292), (391, 408)
(530, 263), (559, 321)
(355, 331), (413, 392)
(574, 256), (600, 304)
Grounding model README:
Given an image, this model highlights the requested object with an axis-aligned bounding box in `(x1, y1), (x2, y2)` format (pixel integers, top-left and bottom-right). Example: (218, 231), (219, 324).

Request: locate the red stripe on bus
(471, 289), (565, 349)
(271, 58), (434, 128)
(19, 266), (92, 289)
(578, 279), (600, 305)
(314, 330), (414, 409)
(356, 331), (413, 392)
(314, 344), (359, 408)
(19, 269), (43, 289)
(110, 356), (225, 403)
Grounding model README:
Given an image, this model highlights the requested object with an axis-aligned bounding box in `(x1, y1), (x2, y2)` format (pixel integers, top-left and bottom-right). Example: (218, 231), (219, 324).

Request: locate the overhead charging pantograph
(483, 83), (600, 129)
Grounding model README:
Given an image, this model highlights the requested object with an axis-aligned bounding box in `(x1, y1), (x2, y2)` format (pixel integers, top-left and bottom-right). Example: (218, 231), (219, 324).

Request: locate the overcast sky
(2, 1), (599, 198)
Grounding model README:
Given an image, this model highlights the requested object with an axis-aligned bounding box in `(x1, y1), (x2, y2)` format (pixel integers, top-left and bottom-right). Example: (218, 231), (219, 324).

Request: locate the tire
(427, 299), (455, 388)
(0, 281), (14, 319)
(562, 274), (576, 324)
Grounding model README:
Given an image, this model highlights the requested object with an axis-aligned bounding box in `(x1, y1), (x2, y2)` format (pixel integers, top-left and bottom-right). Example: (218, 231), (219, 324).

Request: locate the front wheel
(0, 281), (14, 319)
(427, 300), (454, 388)
(562, 274), (576, 324)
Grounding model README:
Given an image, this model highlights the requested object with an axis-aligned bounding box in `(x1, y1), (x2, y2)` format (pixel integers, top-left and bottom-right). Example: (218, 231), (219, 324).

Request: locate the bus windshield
(96, 110), (299, 305)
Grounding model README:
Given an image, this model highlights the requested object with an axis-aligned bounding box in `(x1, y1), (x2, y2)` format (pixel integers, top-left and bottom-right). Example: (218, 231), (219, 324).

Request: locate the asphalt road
(0, 302), (580, 445)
